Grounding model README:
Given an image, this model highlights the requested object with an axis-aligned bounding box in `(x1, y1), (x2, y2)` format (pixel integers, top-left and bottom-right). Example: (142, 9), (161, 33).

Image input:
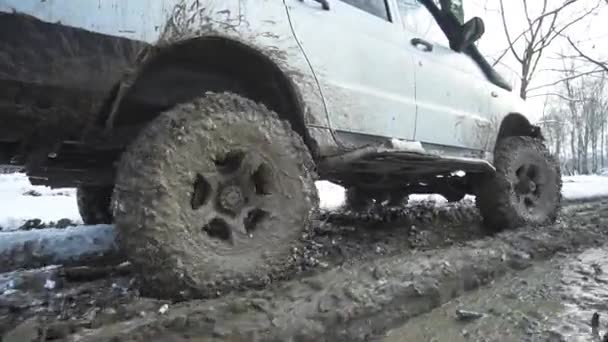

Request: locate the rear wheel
(344, 187), (374, 211)
(112, 92), (318, 299)
(76, 185), (113, 224)
(441, 188), (466, 203)
(476, 136), (561, 231)
(385, 190), (409, 207)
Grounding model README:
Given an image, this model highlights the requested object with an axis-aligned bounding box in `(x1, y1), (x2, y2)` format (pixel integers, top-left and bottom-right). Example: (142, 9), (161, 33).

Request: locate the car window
(339, 0), (391, 21)
(396, 0), (450, 47)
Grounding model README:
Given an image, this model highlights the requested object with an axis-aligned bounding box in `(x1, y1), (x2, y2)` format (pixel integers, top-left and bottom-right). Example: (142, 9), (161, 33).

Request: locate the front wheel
(476, 136), (561, 231)
(112, 92), (319, 299)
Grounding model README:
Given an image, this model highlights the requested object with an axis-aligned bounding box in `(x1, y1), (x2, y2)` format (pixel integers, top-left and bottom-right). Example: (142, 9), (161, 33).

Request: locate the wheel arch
(101, 36), (321, 158)
(494, 113), (543, 151)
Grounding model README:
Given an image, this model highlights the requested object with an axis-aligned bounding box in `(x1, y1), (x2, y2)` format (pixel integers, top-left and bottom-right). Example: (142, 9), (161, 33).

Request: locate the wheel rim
(512, 160), (552, 218)
(189, 149), (281, 250)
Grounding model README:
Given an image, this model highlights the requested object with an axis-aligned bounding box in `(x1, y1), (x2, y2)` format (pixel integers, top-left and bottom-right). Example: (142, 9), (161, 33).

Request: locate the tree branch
(566, 36), (608, 73)
(527, 68), (606, 92)
(498, 0), (523, 63)
(535, 1), (603, 53)
(492, 30), (527, 66)
(530, 0), (579, 27)
(527, 92), (582, 102)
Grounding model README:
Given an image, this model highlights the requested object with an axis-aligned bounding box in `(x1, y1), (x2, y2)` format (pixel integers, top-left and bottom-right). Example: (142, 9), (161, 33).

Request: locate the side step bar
(318, 139), (495, 175)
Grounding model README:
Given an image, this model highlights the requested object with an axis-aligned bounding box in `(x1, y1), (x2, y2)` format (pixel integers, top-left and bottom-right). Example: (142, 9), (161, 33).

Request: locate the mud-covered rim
(189, 148), (283, 250)
(509, 153), (557, 220)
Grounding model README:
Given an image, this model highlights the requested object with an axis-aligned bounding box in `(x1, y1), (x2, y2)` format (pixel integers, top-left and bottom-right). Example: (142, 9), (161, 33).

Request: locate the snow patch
(0, 265), (60, 294)
(0, 225), (116, 273)
(561, 175), (608, 201)
(316, 181), (345, 211)
(0, 173), (81, 230)
(3, 172), (608, 228)
(44, 278), (57, 290)
(389, 139), (426, 153)
(316, 175), (608, 211)
(0, 225), (115, 257)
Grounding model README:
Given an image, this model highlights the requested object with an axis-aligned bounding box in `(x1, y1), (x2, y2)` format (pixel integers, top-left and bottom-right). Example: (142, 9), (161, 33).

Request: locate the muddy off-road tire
(112, 92), (318, 299)
(476, 136), (561, 231)
(76, 186), (113, 224)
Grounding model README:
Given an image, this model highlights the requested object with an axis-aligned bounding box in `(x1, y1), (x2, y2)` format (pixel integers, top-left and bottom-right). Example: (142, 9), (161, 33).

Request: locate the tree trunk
(601, 121), (605, 169)
(591, 127), (598, 173)
(520, 78), (528, 100)
(593, 139), (597, 173)
(571, 128), (577, 174)
(555, 129), (561, 163)
(583, 128), (589, 175)
(578, 127), (584, 174)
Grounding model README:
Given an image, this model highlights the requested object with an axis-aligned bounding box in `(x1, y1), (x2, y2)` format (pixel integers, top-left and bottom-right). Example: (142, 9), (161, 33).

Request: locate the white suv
(0, 0), (561, 299)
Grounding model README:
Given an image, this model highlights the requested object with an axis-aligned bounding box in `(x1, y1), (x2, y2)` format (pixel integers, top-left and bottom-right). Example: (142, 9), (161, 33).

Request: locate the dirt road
(2, 198), (608, 341)
(383, 247), (608, 342)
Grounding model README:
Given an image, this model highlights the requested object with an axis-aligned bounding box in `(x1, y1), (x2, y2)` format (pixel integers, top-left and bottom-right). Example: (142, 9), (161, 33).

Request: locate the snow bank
(0, 225), (118, 273)
(316, 181), (346, 211)
(561, 175), (608, 201)
(0, 173), (81, 230)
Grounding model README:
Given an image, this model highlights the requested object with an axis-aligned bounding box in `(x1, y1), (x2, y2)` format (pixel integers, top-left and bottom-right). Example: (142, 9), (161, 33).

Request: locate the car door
(395, 0), (494, 152)
(285, 0), (418, 143)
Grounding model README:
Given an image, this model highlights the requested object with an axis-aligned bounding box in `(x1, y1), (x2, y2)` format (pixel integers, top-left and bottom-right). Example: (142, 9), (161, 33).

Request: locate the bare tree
(561, 64), (583, 172)
(495, 0), (604, 99)
(552, 58), (608, 174)
(566, 36), (608, 73)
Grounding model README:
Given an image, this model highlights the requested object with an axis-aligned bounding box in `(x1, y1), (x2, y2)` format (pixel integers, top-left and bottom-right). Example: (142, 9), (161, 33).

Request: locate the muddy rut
(2, 199), (608, 341)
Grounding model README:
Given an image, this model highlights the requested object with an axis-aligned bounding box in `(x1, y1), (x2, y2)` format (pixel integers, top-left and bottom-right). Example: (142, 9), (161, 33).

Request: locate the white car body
(0, 0), (531, 163)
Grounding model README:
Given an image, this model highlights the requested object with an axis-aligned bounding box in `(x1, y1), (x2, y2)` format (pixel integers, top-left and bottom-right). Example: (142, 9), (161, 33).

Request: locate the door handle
(297, 0), (330, 10)
(411, 38), (433, 52)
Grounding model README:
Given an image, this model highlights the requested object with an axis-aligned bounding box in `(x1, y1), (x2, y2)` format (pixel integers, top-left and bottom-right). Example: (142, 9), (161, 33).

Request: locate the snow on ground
(317, 180), (475, 211)
(0, 225), (116, 275)
(0, 173), (81, 230)
(0, 172), (607, 284)
(317, 175), (608, 211)
(316, 181), (346, 210)
(0, 224), (115, 257)
(561, 175), (608, 201)
(3, 174), (608, 228)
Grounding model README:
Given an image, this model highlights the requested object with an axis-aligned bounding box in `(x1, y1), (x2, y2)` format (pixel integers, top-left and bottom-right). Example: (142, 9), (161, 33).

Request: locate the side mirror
(455, 17), (485, 52)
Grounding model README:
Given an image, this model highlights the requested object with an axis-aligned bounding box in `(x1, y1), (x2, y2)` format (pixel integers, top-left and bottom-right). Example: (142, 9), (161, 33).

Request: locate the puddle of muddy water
(381, 266), (565, 342)
(382, 248), (608, 342)
(549, 248), (608, 342)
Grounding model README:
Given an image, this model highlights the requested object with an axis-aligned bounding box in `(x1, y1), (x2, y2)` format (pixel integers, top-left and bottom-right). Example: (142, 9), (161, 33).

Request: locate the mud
(2, 199), (608, 341)
(382, 248), (608, 342)
(0, 12), (145, 151)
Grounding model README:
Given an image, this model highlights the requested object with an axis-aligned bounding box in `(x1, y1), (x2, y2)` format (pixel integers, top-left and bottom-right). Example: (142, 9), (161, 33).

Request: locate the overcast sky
(463, 0), (608, 120)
